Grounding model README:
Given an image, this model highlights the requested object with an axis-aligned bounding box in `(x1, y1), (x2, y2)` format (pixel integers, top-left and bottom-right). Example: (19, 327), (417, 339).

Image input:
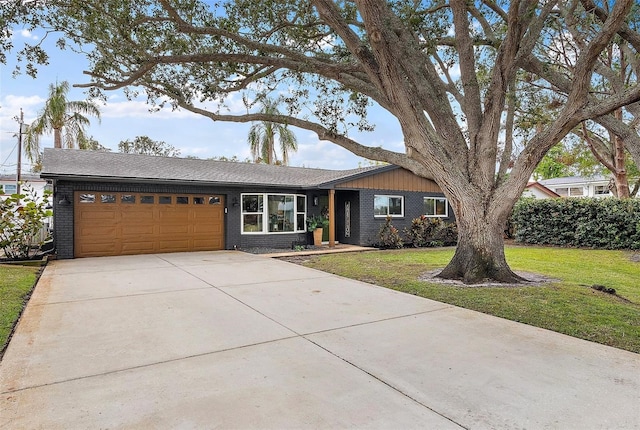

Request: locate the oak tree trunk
(613, 135), (630, 198)
(613, 171), (630, 198)
(437, 197), (526, 284)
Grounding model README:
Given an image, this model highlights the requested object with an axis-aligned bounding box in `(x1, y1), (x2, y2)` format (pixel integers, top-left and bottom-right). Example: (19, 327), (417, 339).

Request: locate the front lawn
(0, 264), (40, 357)
(299, 246), (640, 353)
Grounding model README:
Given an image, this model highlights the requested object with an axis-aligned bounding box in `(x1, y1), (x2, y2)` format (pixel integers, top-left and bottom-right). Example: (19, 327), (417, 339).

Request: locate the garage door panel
(121, 241), (156, 254)
(193, 212), (224, 223)
(158, 239), (191, 252)
(192, 223), (221, 233)
(159, 211), (189, 221)
(77, 210), (118, 221)
(193, 238), (223, 249)
(122, 224), (155, 236)
(75, 192), (225, 257)
(193, 218), (223, 229)
(77, 243), (118, 256)
(77, 225), (118, 238)
(121, 210), (155, 223)
(159, 225), (190, 234)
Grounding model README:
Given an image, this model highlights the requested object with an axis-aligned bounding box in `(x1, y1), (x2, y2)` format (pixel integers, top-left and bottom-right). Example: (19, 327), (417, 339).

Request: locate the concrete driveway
(1, 251), (639, 429)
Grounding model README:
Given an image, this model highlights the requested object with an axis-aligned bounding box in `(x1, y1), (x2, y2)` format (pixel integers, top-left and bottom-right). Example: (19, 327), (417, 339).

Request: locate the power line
(0, 141), (18, 168)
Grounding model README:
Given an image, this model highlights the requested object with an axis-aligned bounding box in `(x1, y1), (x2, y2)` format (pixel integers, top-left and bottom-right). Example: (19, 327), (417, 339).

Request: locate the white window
(424, 197), (448, 217)
(1, 184), (17, 195)
(555, 187), (584, 197)
(569, 187), (584, 197)
(594, 185), (610, 196)
(242, 193), (306, 234)
(374, 195), (404, 218)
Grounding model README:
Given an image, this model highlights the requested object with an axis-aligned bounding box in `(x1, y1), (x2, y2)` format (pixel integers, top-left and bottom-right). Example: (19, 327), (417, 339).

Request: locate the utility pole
(16, 109), (24, 193)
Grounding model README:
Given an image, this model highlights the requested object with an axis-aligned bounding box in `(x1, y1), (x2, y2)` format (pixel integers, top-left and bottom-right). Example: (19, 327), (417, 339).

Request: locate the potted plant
(307, 215), (328, 246)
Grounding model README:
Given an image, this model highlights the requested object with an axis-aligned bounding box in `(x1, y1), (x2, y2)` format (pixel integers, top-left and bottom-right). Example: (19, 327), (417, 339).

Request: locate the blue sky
(0, 28), (406, 176)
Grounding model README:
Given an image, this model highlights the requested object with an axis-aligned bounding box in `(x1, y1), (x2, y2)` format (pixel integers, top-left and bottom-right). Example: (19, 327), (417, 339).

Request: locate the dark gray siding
(51, 180), (452, 257)
(355, 189), (454, 246)
(52, 181), (75, 259)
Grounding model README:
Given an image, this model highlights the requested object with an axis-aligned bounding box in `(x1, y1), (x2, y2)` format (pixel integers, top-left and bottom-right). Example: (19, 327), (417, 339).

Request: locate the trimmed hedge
(512, 197), (640, 249)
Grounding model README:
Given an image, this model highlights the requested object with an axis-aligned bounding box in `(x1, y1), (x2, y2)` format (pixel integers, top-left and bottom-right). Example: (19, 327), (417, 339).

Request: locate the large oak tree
(5, 0), (640, 283)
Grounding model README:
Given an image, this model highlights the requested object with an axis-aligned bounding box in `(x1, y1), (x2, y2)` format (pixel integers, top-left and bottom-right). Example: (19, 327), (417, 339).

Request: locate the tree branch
(580, 0), (640, 52)
(168, 91), (431, 177)
(576, 123), (615, 171)
(450, 0), (483, 140)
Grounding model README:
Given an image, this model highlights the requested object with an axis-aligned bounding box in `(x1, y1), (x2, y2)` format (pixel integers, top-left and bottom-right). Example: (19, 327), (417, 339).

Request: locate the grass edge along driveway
(299, 246), (640, 354)
(0, 264), (40, 359)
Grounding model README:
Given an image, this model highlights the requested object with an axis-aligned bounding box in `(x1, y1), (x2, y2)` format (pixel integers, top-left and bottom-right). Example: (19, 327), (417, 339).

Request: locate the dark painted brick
(51, 181), (450, 257)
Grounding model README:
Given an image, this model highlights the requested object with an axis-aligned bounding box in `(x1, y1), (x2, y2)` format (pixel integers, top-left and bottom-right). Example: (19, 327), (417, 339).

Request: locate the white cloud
(291, 137), (361, 169)
(20, 29), (39, 40)
(2, 94), (45, 111)
(100, 91), (247, 120)
(100, 99), (201, 119)
(0, 94), (46, 133)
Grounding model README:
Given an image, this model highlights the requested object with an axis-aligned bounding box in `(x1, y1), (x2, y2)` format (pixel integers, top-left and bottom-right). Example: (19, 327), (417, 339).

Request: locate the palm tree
(247, 97), (298, 165)
(24, 81), (101, 162)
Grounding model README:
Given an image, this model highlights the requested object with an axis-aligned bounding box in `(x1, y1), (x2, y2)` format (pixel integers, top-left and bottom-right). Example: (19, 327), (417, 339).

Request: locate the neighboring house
(537, 176), (614, 198)
(0, 174), (50, 201)
(40, 148), (454, 258)
(1, 173), (53, 242)
(522, 182), (560, 199)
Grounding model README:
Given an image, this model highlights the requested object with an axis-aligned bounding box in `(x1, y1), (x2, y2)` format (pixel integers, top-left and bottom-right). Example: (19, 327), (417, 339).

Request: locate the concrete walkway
(1, 251), (638, 429)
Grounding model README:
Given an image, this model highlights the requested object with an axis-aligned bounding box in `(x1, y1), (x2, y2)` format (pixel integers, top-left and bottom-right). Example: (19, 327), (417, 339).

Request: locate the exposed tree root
(422, 270), (555, 288)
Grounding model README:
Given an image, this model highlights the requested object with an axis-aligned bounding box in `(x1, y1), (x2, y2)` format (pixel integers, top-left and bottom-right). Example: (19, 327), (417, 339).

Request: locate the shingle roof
(538, 176), (609, 186)
(525, 182), (560, 198)
(0, 173), (45, 182)
(40, 148), (387, 188)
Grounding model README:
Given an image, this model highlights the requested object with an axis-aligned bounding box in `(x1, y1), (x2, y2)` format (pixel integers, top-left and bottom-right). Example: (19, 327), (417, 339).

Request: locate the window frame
(594, 185), (610, 196)
(241, 193), (307, 234)
(555, 186), (584, 197)
(373, 195), (404, 218)
(1, 184), (17, 195)
(423, 196), (448, 218)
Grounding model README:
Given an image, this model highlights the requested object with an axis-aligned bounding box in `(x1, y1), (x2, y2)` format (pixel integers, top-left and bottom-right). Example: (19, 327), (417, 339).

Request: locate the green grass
(0, 264), (40, 355)
(301, 246), (640, 353)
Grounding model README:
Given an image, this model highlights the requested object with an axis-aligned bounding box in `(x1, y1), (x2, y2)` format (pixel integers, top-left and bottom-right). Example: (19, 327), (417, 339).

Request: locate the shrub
(0, 185), (53, 260)
(306, 215), (328, 232)
(433, 221), (458, 246)
(403, 216), (458, 247)
(404, 215), (440, 247)
(512, 197), (640, 249)
(377, 216), (403, 249)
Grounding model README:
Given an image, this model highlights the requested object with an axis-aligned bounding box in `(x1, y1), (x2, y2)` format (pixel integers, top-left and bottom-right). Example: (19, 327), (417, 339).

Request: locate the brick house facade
(41, 149), (454, 258)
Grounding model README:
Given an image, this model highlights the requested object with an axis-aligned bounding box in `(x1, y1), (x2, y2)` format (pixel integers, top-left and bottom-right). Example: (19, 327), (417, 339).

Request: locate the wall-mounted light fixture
(58, 195), (72, 206)
(313, 195), (319, 206)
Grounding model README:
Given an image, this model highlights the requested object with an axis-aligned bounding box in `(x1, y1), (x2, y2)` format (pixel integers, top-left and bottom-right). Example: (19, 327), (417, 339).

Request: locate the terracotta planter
(313, 228), (323, 246)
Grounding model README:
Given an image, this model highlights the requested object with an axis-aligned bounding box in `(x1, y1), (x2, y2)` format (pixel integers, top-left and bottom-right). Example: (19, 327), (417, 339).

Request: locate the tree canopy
(5, 0), (640, 283)
(247, 97), (298, 165)
(118, 135), (181, 157)
(23, 80), (101, 163)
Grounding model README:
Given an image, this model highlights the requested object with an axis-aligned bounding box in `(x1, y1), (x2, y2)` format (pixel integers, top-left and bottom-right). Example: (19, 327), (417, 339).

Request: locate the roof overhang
(39, 173), (311, 190)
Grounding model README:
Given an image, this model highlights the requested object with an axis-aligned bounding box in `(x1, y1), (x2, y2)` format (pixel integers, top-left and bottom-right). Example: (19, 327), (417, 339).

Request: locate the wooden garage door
(74, 192), (225, 257)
